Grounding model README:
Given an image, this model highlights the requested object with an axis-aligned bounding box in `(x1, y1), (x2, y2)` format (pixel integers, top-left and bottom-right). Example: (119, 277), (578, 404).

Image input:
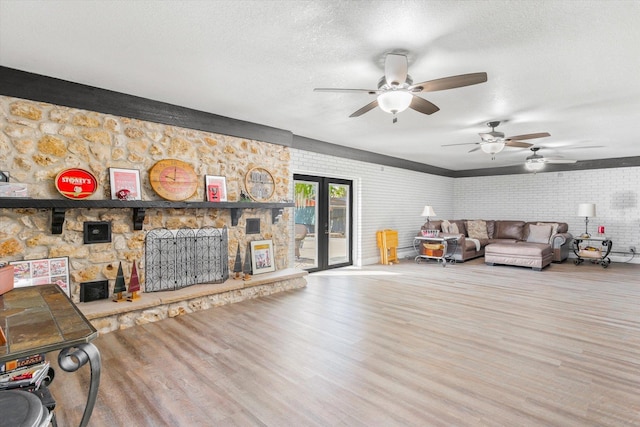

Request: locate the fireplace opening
(80, 280), (109, 302)
(145, 227), (229, 292)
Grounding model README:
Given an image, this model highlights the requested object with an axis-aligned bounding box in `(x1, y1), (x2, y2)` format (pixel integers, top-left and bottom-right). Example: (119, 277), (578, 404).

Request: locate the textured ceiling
(1, 0), (639, 171)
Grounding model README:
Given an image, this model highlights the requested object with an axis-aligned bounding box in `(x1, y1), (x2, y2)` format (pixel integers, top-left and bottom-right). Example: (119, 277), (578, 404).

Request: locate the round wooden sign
(149, 159), (198, 201)
(245, 167), (275, 201)
(55, 168), (98, 199)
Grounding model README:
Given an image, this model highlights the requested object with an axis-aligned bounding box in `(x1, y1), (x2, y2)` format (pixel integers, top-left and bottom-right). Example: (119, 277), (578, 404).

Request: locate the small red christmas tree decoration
(127, 260), (140, 301)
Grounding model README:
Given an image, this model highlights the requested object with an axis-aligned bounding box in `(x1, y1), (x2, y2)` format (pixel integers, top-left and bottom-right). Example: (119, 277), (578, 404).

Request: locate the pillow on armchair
(537, 222), (559, 236)
(527, 224), (553, 243)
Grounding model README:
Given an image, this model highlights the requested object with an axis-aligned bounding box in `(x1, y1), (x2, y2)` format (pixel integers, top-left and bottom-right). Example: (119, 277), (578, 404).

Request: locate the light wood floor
(49, 258), (640, 426)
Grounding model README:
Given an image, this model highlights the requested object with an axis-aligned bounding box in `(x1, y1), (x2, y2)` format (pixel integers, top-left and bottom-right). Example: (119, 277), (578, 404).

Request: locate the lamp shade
(577, 203), (596, 217)
(421, 205), (436, 217)
(377, 90), (413, 114)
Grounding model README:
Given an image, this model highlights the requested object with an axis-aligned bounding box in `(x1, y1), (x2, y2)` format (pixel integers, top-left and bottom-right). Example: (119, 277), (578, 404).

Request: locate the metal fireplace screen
(145, 227), (229, 292)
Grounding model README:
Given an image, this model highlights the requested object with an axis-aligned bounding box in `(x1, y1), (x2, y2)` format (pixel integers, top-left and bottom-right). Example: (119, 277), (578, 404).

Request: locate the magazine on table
(0, 360), (50, 390)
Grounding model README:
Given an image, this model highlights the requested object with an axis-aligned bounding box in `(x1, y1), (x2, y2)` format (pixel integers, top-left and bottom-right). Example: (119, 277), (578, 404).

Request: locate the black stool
(0, 389), (52, 427)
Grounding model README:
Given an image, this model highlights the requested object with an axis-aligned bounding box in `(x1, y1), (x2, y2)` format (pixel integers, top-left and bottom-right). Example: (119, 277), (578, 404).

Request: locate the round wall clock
(149, 159), (198, 201)
(245, 166), (275, 201)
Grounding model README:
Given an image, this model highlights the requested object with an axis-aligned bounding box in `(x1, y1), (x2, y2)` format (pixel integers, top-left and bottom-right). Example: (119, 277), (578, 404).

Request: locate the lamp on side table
(421, 205), (437, 230)
(577, 203), (596, 238)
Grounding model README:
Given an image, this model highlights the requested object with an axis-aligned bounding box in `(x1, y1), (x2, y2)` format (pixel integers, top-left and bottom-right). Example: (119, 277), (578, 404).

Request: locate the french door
(294, 174), (352, 272)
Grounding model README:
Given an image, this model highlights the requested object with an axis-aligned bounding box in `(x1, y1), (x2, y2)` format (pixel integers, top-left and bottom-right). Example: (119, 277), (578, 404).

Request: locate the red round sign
(55, 168), (98, 199)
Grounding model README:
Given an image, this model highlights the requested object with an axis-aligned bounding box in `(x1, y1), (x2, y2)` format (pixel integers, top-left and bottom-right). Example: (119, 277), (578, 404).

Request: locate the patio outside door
(294, 174), (352, 272)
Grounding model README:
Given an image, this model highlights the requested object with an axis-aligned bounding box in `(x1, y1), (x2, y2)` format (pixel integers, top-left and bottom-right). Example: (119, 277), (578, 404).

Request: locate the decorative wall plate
(245, 167), (275, 201)
(149, 159), (198, 201)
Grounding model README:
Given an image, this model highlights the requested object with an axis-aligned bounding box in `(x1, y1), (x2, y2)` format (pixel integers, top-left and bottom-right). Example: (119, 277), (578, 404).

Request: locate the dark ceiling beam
(0, 66), (293, 147)
(452, 157), (640, 178)
(292, 135), (453, 177)
(1, 66), (637, 178)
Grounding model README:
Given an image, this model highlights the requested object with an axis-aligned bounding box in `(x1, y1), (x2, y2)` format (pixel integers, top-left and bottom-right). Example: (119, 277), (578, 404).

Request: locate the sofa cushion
(494, 221), (526, 240)
(486, 220), (496, 239)
(466, 220), (488, 239)
(527, 224), (553, 243)
(451, 220), (467, 236)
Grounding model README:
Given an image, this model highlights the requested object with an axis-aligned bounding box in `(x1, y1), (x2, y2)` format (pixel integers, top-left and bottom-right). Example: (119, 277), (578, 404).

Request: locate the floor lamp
(577, 203), (596, 238)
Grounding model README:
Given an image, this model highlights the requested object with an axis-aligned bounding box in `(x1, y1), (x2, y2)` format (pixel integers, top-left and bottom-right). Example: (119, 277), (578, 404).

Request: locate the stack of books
(0, 353), (50, 392)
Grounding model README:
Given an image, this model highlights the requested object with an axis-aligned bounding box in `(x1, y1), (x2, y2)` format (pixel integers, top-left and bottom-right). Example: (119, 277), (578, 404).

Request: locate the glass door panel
(328, 182), (349, 266)
(294, 175), (352, 272)
(294, 179), (318, 269)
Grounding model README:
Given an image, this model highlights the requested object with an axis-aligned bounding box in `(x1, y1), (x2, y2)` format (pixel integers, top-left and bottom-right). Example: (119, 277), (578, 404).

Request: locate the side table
(1, 284), (100, 427)
(414, 235), (458, 267)
(573, 235), (612, 268)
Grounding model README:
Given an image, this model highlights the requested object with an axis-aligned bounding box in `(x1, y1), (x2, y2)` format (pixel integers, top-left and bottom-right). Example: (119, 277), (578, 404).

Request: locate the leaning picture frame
(250, 239), (275, 274)
(109, 167), (142, 200)
(205, 175), (227, 202)
(10, 256), (71, 297)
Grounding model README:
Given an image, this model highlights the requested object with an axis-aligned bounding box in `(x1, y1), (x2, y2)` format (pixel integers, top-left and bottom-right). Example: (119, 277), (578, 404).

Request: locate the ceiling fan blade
(349, 99), (379, 117)
(409, 72), (488, 93)
(545, 159), (577, 164)
(408, 96), (440, 115)
(442, 142), (478, 147)
(468, 146), (482, 153)
(384, 54), (408, 87)
(505, 141), (533, 148)
(507, 132), (551, 141)
(314, 88), (379, 94)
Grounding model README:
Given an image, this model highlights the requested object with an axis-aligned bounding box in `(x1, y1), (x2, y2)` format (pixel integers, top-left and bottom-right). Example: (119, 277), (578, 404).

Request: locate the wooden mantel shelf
(0, 198), (294, 233)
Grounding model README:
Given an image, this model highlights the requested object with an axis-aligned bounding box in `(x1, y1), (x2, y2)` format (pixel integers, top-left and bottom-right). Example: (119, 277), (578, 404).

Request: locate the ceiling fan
(442, 121), (551, 159)
(525, 147), (577, 172)
(314, 53), (487, 123)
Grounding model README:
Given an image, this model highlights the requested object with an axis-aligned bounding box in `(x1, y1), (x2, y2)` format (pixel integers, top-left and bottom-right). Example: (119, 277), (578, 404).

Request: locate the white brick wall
(291, 149), (454, 265)
(291, 149), (640, 266)
(454, 167), (640, 264)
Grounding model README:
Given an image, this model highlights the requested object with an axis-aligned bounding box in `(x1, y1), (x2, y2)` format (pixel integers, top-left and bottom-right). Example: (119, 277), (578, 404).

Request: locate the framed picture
(10, 257), (70, 297)
(109, 168), (141, 200)
(250, 240), (275, 274)
(205, 175), (227, 202)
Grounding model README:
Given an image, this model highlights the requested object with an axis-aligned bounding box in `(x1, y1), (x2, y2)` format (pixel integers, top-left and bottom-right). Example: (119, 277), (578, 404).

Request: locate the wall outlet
(630, 246), (637, 254)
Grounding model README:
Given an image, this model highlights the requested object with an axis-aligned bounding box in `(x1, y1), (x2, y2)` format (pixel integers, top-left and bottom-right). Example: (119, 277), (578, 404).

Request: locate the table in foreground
(0, 284), (100, 427)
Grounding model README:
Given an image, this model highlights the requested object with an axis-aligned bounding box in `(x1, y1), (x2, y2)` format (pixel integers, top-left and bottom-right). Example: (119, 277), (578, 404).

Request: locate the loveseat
(421, 219), (572, 263)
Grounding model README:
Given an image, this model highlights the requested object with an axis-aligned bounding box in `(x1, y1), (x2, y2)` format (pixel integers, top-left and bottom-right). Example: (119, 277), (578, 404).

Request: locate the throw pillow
(466, 220), (488, 239)
(449, 223), (459, 234)
(441, 219), (451, 233)
(537, 222), (559, 236)
(527, 224), (553, 243)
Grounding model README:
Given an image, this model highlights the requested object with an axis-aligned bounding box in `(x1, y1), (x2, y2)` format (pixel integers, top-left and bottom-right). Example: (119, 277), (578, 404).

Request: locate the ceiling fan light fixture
(377, 90), (412, 114)
(480, 141), (505, 155)
(525, 159), (546, 171)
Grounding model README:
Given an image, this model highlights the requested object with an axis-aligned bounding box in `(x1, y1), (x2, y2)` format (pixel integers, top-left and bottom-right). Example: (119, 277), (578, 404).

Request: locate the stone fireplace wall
(0, 96), (292, 302)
